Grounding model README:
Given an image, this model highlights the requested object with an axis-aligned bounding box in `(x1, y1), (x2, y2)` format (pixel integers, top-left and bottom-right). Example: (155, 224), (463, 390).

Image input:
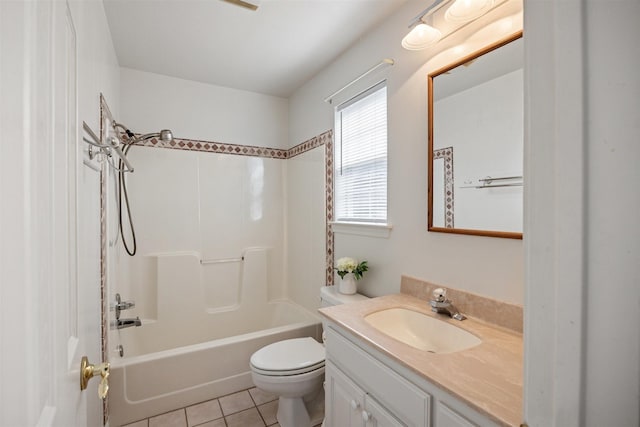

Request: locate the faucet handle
(113, 293), (136, 320)
(432, 288), (447, 302)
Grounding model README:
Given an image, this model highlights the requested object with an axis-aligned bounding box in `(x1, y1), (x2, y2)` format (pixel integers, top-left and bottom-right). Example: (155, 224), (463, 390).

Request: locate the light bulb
(445, 0), (495, 23)
(401, 23), (442, 50)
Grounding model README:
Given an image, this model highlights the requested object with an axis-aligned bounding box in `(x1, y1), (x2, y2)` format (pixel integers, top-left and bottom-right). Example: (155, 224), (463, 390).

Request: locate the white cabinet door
(325, 361), (366, 427)
(364, 395), (406, 427)
(435, 403), (477, 427)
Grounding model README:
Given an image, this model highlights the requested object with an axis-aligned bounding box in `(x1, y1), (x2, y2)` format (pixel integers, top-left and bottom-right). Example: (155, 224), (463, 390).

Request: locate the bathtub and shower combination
(108, 248), (322, 426)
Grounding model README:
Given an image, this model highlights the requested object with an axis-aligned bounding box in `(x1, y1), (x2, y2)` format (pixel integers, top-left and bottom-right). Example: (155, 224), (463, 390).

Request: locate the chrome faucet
(430, 288), (466, 321)
(112, 293), (136, 320)
(114, 317), (142, 329)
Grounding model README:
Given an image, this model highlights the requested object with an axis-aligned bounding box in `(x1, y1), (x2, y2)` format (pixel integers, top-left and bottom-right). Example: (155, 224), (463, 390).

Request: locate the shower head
(113, 122), (174, 145)
(159, 129), (173, 143)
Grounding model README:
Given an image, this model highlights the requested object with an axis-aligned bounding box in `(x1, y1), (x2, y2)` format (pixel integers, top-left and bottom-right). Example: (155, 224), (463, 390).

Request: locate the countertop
(318, 293), (523, 427)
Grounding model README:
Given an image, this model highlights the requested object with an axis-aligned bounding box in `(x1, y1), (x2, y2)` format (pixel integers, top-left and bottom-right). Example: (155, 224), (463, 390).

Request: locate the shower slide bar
(478, 175), (523, 183)
(471, 183), (523, 189)
(460, 175), (524, 189)
(200, 256), (245, 265)
(82, 121), (134, 173)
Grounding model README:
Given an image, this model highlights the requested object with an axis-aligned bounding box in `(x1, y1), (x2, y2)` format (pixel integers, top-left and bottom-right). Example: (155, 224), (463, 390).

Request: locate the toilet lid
(250, 337), (325, 373)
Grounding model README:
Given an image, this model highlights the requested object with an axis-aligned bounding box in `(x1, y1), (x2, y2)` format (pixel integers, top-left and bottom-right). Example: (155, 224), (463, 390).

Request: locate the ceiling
(103, 0), (408, 98)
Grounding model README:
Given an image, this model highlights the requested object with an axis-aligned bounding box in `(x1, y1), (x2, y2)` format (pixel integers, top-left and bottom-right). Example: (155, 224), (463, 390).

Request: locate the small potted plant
(335, 257), (368, 294)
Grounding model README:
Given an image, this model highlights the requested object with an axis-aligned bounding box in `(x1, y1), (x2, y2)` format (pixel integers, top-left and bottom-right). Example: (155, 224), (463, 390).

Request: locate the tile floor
(120, 387), (323, 427)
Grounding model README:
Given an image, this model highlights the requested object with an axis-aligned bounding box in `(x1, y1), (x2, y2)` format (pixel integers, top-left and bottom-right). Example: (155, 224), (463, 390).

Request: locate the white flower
(335, 257), (369, 280)
(336, 257), (358, 273)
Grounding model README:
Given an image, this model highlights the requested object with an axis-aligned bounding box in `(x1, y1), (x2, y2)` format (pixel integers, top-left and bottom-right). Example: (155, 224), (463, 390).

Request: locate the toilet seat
(250, 337), (325, 377)
(251, 361), (325, 376)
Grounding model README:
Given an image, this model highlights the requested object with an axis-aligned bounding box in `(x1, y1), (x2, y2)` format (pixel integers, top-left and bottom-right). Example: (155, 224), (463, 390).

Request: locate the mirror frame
(427, 31), (524, 239)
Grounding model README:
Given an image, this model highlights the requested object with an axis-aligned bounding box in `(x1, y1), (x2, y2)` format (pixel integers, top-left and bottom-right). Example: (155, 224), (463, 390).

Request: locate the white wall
(285, 146), (327, 311)
(120, 67), (289, 148)
(289, 0), (525, 304)
(583, 3), (640, 423)
(524, 0), (640, 425)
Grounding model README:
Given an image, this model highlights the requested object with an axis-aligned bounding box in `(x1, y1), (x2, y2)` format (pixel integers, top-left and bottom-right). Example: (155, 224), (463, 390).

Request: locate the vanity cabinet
(324, 325), (500, 427)
(326, 360), (404, 427)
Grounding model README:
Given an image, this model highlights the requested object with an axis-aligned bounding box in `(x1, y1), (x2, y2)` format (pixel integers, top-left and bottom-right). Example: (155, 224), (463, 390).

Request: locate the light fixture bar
(220, 0), (260, 11)
(407, 0), (451, 28)
(402, 0), (516, 51)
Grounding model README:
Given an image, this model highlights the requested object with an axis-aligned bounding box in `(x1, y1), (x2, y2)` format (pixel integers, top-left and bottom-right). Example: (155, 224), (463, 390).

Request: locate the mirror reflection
(428, 32), (523, 239)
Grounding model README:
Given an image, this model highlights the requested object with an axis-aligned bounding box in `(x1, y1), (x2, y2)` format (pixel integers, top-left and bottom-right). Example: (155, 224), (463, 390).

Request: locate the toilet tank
(320, 286), (369, 344)
(320, 286), (369, 307)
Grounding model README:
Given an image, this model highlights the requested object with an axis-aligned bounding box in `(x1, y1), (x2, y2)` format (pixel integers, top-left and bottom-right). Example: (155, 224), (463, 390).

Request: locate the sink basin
(364, 307), (482, 354)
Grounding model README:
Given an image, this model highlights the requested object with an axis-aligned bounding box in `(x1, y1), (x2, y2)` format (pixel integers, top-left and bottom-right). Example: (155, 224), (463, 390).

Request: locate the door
(0, 0), (104, 425)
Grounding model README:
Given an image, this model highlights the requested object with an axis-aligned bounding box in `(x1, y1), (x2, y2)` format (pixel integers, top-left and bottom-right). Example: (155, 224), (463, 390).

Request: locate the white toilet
(250, 286), (368, 427)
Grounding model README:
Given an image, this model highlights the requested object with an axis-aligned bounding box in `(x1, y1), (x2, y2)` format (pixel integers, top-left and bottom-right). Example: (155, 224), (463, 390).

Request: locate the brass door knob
(80, 356), (110, 399)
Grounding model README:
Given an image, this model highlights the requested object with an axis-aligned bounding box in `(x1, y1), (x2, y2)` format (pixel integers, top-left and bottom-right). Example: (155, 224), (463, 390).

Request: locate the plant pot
(338, 273), (357, 295)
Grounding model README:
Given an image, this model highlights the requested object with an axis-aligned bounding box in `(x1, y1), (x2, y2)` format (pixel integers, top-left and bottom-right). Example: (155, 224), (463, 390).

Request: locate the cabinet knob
(350, 399), (360, 410)
(362, 410), (371, 422)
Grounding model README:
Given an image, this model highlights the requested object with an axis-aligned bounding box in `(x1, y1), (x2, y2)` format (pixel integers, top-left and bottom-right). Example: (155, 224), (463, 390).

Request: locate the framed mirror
(428, 32), (523, 239)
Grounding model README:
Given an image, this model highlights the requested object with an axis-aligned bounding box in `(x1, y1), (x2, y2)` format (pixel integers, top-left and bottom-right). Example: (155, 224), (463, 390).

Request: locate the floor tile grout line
(247, 392), (268, 426)
(125, 386), (280, 427)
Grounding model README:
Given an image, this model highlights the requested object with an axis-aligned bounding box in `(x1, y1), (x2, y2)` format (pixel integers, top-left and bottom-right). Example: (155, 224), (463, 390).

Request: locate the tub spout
(115, 317), (142, 329)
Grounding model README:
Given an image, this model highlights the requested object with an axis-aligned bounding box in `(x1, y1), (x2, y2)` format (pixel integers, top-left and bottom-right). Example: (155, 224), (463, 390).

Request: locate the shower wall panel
(113, 147), (286, 322)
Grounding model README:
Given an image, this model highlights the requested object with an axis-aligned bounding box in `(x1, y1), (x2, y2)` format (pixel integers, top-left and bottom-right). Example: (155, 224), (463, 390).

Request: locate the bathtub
(108, 249), (322, 426)
(108, 299), (321, 426)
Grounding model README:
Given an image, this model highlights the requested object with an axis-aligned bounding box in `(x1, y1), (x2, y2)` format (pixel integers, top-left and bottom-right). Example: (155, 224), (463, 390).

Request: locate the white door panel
(0, 0), (103, 425)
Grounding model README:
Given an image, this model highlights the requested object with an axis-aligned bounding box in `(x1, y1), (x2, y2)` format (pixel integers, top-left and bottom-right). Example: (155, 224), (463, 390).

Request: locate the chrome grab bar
(200, 256), (244, 265)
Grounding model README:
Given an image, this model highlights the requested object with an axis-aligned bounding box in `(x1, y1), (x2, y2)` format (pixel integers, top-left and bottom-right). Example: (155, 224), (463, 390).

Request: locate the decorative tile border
(132, 129), (333, 160)
(434, 147), (454, 228)
(98, 94), (111, 425)
(324, 132), (335, 286)
(136, 137), (289, 159)
(288, 130), (332, 158)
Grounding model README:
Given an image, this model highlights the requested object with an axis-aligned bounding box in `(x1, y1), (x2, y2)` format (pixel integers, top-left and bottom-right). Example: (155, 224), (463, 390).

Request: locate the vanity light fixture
(401, 0), (503, 50)
(445, 0), (495, 23)
(402, 0), (449, 50)
(402, 23), (442, 50)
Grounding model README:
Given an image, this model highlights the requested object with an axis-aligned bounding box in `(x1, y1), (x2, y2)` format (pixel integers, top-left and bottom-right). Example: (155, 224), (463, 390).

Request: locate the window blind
(335, 82), (387, 223)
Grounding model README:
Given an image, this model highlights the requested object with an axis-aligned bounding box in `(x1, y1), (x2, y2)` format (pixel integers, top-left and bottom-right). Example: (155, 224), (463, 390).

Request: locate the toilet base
(277, 396), (310, 427)
(276, 388), (324, 427)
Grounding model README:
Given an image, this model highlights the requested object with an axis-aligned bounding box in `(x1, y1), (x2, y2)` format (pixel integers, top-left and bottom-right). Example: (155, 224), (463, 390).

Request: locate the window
(334, 81), (388, 223)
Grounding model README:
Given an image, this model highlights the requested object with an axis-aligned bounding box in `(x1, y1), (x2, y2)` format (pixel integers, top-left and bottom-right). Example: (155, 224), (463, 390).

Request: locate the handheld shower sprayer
(113, 122), (174, 145)
(111, 121), (174, 256)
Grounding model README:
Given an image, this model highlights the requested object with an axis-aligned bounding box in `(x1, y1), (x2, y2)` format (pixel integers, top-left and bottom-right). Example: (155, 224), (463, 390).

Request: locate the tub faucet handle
(113, 293), (136, 320)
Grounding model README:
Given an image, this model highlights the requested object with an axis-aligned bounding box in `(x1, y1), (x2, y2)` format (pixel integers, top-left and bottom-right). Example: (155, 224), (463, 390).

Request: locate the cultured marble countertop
(318, 293), (523, 427)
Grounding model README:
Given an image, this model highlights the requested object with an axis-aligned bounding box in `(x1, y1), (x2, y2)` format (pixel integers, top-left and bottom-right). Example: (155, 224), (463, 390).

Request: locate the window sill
(330, 221), (393, 238)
